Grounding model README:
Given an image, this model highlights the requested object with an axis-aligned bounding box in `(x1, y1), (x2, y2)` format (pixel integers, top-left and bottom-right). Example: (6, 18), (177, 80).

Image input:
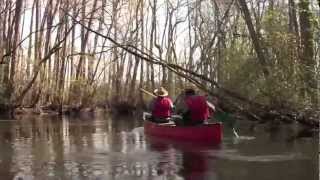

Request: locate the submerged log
(217, 97), (319, 130)
(14, 107), (40, 115)
(287, 128), (319, 142)
(61, 104), (83, 115)
(261, 109), (318, 131)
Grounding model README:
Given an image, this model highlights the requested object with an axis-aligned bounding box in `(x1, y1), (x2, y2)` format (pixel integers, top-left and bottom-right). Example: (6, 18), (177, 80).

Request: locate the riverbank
(0, 101), (317, 142)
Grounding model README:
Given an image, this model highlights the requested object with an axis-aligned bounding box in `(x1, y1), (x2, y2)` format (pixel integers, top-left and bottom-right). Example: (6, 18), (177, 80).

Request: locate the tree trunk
(149, 0), (157, 90)
(138, 0), (145, 105)
(76, 0), (98, 79)
(26, 1), (36, 79)
(129, 0), (141, 103)
(237, 0), (269, 77)
(8, 0), (23, 100)
(112, 0), (120, 103)
(299, 0), (317, 106)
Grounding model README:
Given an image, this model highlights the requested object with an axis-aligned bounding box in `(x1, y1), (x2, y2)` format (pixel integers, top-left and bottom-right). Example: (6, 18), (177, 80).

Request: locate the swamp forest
(0, 0), (319, 179)
(0, 0), (319, 124)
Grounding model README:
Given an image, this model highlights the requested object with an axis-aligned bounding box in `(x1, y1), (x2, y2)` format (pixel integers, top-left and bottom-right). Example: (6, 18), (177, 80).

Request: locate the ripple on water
(210, 151), (307, 162)
(131, 127), (144, 133)
(13, 172), (33, 180)
(223, 136), (256, 142)
(69, 149), (161, 164)
(236, 136), (256, 140)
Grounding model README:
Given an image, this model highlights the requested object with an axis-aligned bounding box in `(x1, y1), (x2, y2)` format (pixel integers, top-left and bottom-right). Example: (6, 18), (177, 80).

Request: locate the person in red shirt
(148, 87), (173, 123)
(176, 86), (215, 126)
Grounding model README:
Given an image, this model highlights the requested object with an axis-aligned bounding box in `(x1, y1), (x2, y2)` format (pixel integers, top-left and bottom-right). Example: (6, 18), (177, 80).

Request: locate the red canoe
(144, 120), (223, 144)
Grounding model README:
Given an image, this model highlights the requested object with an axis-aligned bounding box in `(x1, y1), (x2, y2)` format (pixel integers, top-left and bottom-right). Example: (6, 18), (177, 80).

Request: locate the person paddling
(148, 87), (174, 123)
(175, 86), (215, 126)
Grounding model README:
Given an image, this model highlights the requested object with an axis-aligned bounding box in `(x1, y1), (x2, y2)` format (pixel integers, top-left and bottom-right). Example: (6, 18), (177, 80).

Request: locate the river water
(0, 111), (318, 180)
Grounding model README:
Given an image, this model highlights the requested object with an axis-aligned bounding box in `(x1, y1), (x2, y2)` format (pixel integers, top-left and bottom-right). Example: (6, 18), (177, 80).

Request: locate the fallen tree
(67, 13), (319, 129)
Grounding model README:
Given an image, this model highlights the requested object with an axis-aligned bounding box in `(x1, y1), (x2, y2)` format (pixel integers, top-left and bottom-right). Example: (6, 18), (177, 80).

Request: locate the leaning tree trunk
(237, 0), (269, 77)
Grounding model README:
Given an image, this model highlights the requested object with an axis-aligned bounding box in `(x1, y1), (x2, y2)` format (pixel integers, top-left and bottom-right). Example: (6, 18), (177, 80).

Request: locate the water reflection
(180, 151), (209, 180)
(0, 113), (317, 180)
(146, 136), (220, 180)
(0, 122), (14, 179)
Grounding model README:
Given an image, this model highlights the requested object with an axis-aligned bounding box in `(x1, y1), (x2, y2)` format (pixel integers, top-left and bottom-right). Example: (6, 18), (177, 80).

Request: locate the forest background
(0, 0), (319, 127)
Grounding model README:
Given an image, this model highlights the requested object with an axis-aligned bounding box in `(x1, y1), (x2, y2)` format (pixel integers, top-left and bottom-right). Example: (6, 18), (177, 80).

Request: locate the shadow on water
(0, 112), (317, 180)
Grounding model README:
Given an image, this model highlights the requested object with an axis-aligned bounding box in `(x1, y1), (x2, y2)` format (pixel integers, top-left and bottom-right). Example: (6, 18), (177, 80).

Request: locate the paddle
(212, 109), (239, 138)
(205, 95), (239, 137)
(140, 88), (156, 98)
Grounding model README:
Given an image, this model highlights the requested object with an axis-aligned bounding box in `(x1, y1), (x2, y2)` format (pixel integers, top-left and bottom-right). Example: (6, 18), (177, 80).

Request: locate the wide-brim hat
(153, 87), (168, 97)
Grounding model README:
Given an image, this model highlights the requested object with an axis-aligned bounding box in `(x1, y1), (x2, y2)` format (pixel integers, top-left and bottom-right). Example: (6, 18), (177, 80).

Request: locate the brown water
(0, 111), (318, 180)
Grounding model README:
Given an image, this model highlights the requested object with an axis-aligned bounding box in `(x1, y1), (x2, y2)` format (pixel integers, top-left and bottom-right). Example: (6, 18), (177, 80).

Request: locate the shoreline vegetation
(0, 0), (318, 138)
(4, 103), (319, 142)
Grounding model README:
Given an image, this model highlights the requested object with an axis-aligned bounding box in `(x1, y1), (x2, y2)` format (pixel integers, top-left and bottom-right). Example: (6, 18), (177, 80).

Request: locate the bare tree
(8, 0), (23, 98)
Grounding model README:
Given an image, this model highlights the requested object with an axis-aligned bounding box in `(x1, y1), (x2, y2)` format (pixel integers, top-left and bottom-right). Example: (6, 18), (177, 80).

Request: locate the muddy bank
(4, 101), (139, 118)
